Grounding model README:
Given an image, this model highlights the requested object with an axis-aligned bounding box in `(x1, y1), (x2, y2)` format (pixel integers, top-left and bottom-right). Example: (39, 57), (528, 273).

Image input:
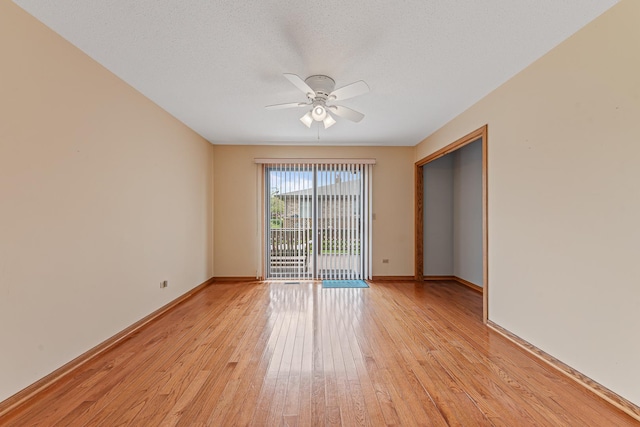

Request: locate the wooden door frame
(415, 125), (488, 322)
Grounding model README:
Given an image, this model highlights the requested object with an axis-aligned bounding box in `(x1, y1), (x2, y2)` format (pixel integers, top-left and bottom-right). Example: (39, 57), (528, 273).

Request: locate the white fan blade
(300, 111), (313, 128)
(329, 80), (369, 101)
(329, 105), (365, 123)
(265, 102), (309, 110)
(323, 113), (336, 129)
(284, 73), (316, 98)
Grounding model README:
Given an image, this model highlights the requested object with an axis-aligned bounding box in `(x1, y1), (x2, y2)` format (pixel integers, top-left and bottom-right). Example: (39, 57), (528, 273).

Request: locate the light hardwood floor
(2, 280), (636, 426)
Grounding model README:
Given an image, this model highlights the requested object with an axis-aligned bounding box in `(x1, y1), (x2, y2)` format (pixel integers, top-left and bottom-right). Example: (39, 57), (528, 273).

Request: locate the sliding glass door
(265, 164), (314, 279)
(264, 162), (372, 280)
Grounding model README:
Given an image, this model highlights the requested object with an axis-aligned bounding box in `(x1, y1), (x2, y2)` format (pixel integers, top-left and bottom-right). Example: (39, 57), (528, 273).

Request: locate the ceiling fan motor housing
(305, 75), (335, 101)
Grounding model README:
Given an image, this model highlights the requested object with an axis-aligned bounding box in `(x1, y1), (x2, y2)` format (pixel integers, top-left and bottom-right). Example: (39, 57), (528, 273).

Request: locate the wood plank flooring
(2, 280), (637, 426)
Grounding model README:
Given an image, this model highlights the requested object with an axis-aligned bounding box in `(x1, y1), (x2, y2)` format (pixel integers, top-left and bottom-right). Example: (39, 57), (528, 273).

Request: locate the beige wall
(415, 0), (640, 404)
(213, 145), (414, 277)
(0, 3), (214, 402)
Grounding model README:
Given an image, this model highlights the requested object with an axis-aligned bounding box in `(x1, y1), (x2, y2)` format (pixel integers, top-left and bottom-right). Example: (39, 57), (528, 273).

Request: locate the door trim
(415, 125), (488, 323)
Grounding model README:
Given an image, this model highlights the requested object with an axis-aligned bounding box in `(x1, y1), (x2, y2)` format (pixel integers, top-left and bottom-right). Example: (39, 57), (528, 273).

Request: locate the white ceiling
(14, 0), (618, 146)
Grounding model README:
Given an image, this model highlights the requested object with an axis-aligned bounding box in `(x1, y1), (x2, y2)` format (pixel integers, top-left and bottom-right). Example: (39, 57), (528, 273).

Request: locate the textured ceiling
(14, 0), (618, 146)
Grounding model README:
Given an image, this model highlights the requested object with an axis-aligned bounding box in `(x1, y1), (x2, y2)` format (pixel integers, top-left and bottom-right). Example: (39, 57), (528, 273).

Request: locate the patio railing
(268, 228), (362, 278)
(269, 228), (361, 255)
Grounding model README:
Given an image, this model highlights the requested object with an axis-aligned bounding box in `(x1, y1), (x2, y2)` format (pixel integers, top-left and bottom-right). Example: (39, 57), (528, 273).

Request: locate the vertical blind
(258, 159), (374, 280)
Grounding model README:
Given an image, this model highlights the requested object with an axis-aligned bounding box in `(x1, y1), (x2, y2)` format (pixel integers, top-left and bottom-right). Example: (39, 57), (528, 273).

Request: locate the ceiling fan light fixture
(323, 113), (336, 129)
(300, 111), (313, 128)
(311, 104), (326, 121)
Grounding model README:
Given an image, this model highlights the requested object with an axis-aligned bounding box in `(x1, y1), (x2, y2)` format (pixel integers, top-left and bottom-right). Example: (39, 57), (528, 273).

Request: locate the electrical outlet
(382, 259), (389, 264)
(160, 280), (168, 288)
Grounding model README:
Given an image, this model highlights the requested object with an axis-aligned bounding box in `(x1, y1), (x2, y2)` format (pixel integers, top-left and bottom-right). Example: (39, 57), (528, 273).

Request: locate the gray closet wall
(423, 138), (483, 286)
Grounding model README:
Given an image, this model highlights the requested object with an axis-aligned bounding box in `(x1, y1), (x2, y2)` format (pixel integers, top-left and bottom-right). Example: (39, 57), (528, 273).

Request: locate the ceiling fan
(266, 74), (369, 129)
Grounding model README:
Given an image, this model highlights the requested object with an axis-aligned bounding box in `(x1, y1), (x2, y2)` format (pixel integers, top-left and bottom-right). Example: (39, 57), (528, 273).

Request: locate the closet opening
(415, 126), (488, 322)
